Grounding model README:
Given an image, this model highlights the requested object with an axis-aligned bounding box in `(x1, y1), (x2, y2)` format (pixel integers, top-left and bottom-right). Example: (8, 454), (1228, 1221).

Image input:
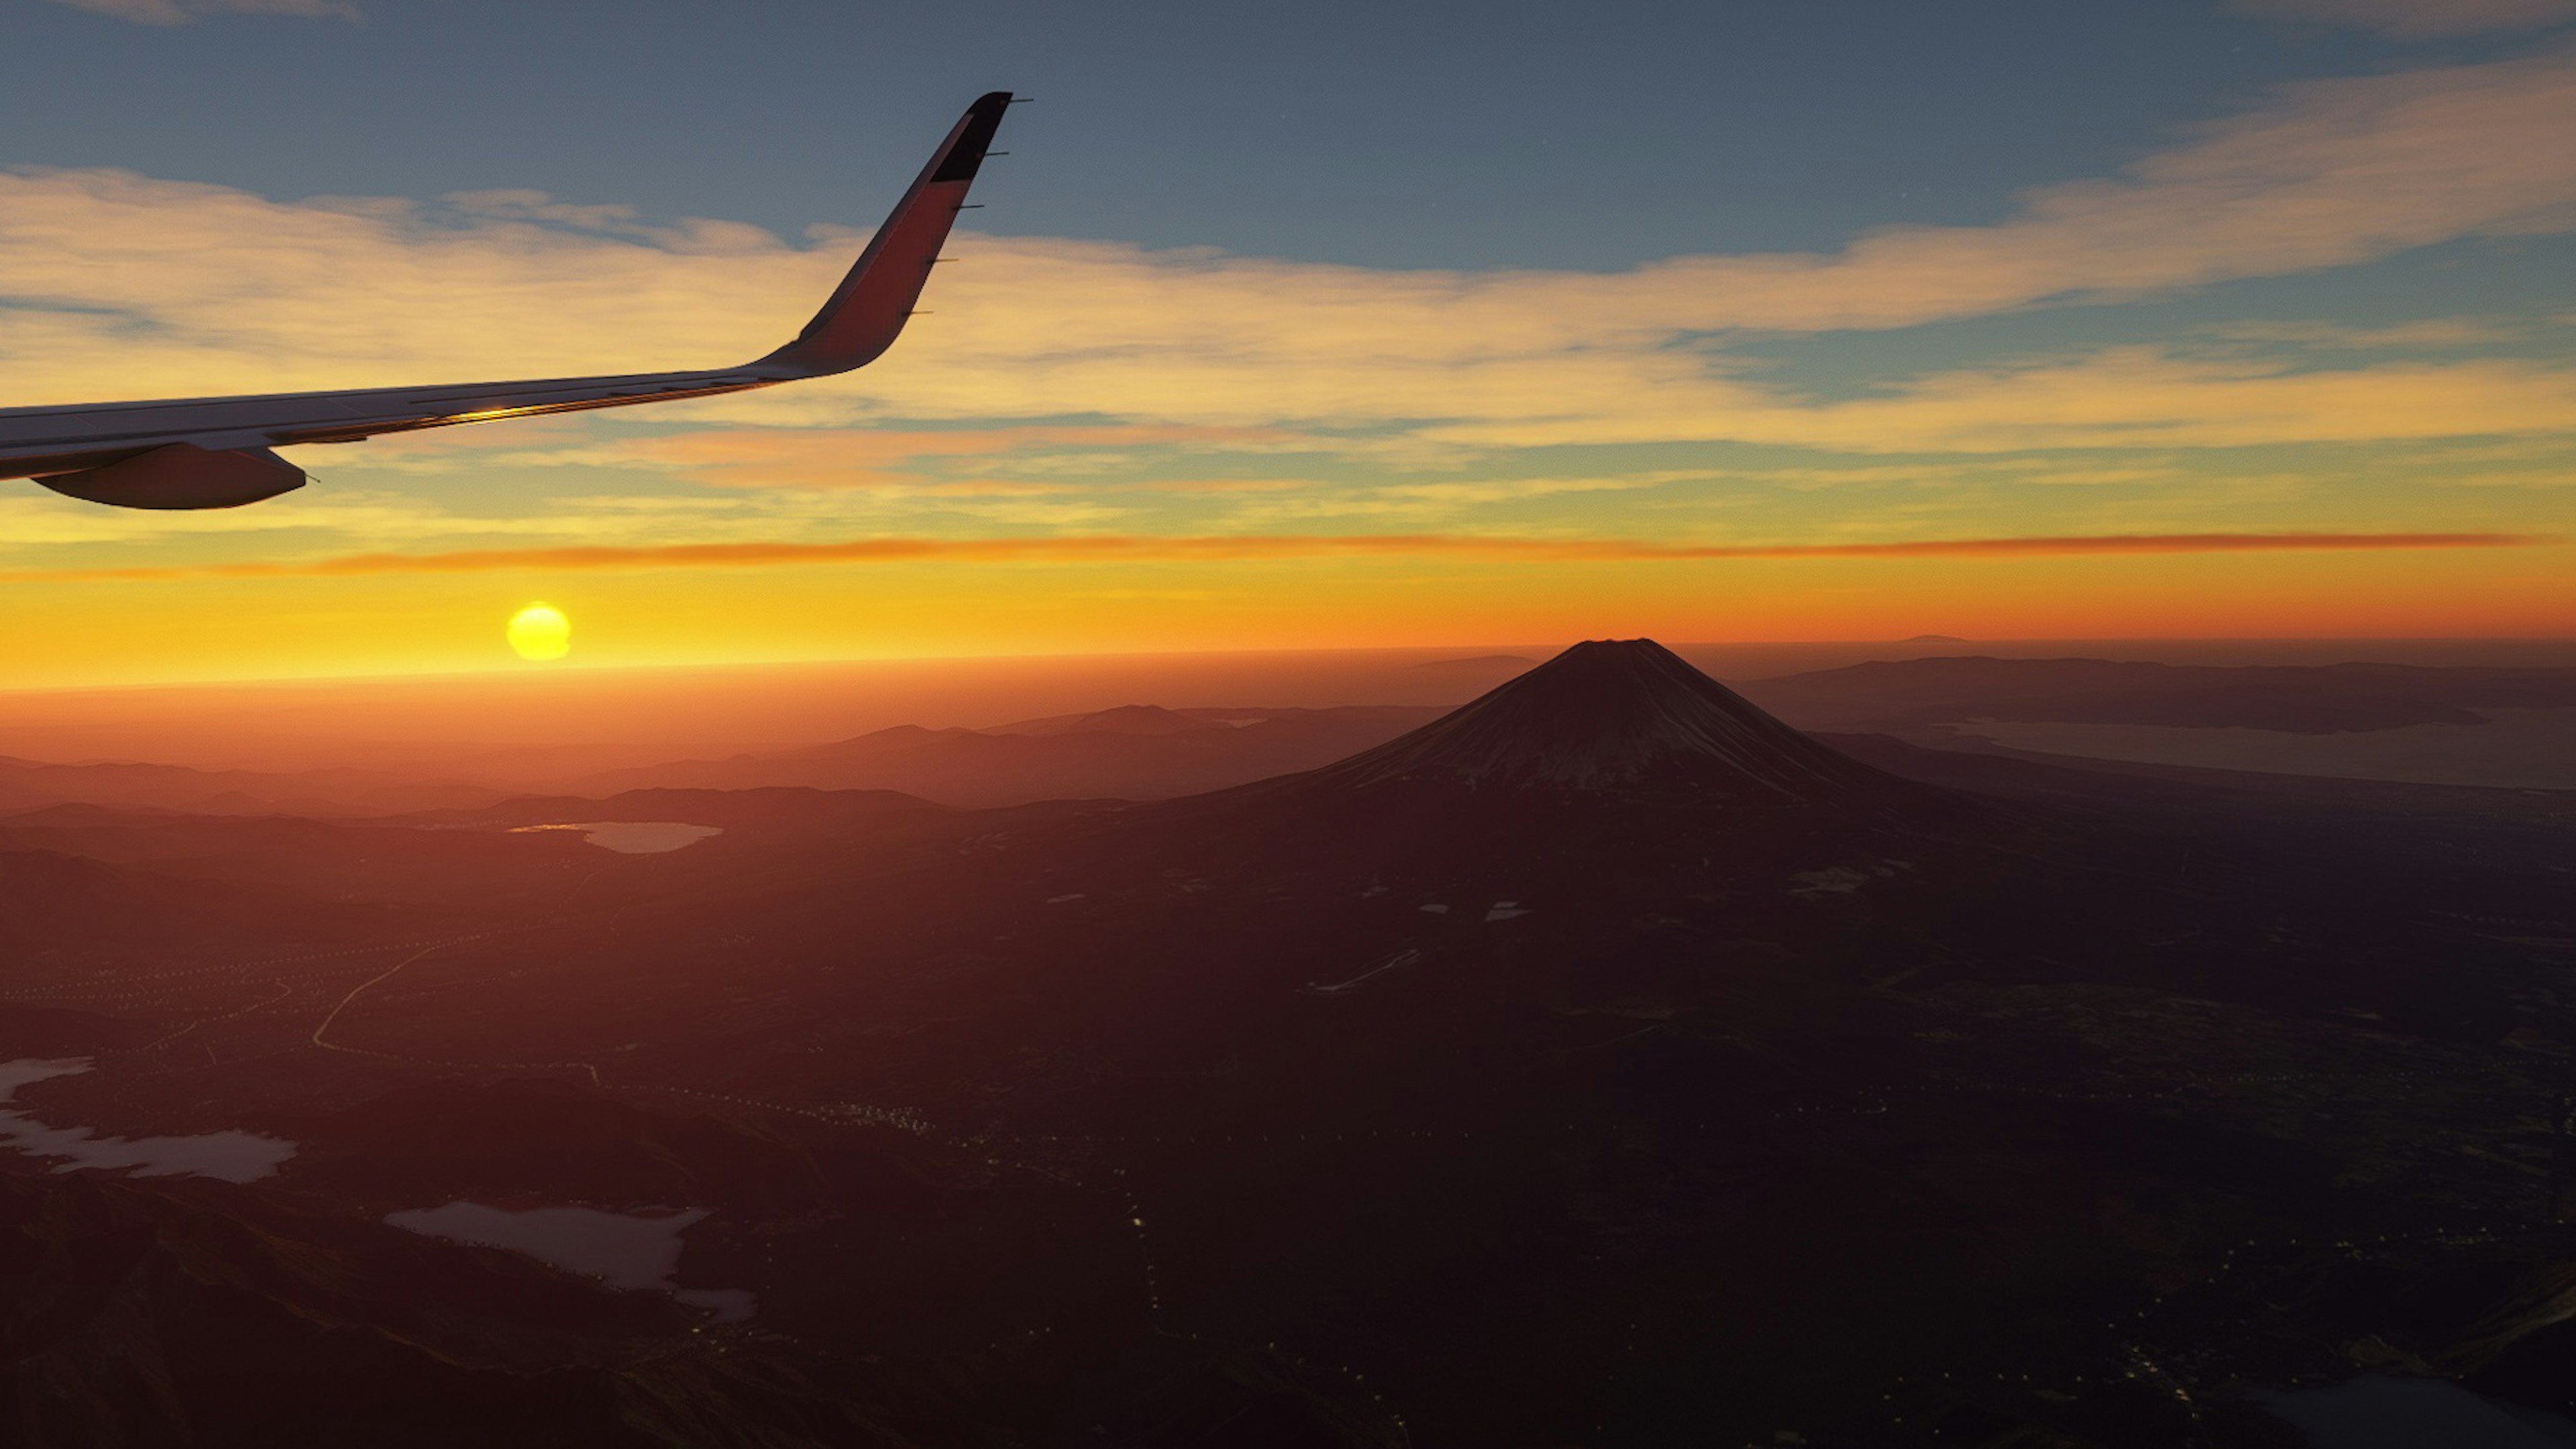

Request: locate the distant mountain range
(0, 755), (503, 818)
(1737, 654), (2576, 735)
(5, 653), (2571, 823)
(574, 653), (2576, 807)
(574, 702), (1452, 807)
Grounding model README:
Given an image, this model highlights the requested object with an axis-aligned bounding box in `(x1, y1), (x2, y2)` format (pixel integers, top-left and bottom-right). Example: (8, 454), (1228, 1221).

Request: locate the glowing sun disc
(507, 603), (571, 661)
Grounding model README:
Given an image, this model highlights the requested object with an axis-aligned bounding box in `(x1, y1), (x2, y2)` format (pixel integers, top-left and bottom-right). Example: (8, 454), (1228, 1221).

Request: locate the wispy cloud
(3, 530), (2544, 585)
(38, 0), (356, 24)
(2198, 317), (2529, 349)
(1431, 349), (2576, 452)
(549, 425), (1287, 490)
(6, 49), (2576, 459)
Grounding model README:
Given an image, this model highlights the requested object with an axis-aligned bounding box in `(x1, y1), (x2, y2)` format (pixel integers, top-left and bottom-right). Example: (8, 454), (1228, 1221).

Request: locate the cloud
(1209, 472), (1704, 525)
(0, 487), (720, 549)
(2231, 0), (2576, 37)
(553, 425), (1286, 490)
(5, 49), (2576, 458)
(2199, 317), (2527, 348)
(39, 0), (356, 23)
(1430, 348), (2576, 452)
(1, 529), (2542, 585)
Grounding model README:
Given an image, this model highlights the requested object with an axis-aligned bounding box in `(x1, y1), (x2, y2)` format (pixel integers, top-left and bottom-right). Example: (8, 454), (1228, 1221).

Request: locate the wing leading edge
(0, 91), (1015, 510)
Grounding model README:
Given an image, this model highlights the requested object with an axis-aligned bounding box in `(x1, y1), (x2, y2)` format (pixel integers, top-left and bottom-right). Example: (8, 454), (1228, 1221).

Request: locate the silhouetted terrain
(5, 653), (2568, 818)
(580, 704), (1451, 807)
(1737, 655), (2576, 734)
(2, 640), (2573, 1446)
(1734, 656), (2576, 791)
(0, 754), (505, 817)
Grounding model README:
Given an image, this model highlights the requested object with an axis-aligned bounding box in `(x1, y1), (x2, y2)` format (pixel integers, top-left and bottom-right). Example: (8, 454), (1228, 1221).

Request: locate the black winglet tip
(930, 92), (1016, 184)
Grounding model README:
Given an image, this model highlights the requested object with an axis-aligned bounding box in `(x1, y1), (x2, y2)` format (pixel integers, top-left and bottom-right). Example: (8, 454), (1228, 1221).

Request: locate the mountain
(1026, 638), (1981, 903)
(0, 802), (650, 914)
(1296, 637), (1902, 801)
(0, 754), (506, 818)
(0, 847), (391, 965)
(452, 786), (951, 831)
(1736, 654), (2576, 735)
(981, 703), (1228, 737)
(580, 704), (1451, 807)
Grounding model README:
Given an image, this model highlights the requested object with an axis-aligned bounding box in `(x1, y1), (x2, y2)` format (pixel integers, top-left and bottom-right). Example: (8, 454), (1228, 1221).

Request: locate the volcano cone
(1303, 638), (1898, 802)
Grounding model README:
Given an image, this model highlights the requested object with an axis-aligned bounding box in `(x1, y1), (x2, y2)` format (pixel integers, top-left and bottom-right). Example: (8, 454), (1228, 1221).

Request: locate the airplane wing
(0, 91), (1016, 510)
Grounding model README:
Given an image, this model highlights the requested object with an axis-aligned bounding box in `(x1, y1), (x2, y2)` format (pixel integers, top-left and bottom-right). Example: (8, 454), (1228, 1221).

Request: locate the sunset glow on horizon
(3, 1), (2571, 688)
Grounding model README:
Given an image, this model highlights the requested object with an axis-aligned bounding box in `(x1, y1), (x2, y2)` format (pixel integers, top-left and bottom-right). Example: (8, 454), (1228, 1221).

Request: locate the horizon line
(6, 632), (2575, 699)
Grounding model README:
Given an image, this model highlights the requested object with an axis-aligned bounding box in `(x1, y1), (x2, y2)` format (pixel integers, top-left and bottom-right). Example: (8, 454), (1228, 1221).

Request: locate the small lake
(2253, 1375), (2576, 1448)
(0, 1057), (297, 1183)
(386, 1200), (755, 1320)
(509, 821), (724, 854)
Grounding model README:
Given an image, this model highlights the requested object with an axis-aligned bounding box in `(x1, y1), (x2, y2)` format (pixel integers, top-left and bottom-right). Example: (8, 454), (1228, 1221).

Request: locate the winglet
(749, 91), (1014, 378)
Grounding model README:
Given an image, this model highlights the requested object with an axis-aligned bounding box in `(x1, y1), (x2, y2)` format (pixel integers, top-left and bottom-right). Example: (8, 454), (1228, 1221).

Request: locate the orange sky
(3, 540), (2566, 689)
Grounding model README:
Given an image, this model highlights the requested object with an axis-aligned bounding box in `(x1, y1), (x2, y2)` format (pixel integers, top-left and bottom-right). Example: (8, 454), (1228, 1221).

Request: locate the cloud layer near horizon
(2, 529), (2544, 586)
(4, 51), (2576, 457)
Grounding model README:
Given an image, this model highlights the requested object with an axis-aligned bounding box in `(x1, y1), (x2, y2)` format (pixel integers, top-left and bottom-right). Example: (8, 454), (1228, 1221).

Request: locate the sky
(3, 0), (2574, 686)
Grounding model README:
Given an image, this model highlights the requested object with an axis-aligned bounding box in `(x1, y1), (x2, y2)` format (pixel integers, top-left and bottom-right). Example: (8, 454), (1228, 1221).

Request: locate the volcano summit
(1303, 637), (1901, 802)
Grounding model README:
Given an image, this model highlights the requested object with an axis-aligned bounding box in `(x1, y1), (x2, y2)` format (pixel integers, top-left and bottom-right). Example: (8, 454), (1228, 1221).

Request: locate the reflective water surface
(509, 821), (725, 853)
(386, 1199), (756, 1320)
(0, 1057), (297, 1183)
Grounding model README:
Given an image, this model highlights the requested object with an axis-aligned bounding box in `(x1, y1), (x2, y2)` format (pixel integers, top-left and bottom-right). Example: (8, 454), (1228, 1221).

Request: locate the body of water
(2253, 1375), (2576, 1448)
(510, 821), (725, 854)
(386, 1200), (755, 1320)
(0, 1057), (297, 1183)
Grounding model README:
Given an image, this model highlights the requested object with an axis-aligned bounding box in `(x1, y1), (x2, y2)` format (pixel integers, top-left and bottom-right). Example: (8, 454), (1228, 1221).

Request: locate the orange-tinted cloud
(5, 529), (2544, 585)
(1434, 349), (2576, 452)
(582, 425), (1286, 489)
(7, 50), (2576, 456)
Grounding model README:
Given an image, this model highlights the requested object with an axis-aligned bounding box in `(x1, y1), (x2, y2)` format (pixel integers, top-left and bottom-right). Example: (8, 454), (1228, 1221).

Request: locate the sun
(506, 603), (571, 661)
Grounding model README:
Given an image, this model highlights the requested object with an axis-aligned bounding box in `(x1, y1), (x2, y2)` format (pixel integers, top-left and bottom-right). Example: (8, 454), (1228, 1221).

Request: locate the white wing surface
(0, 91), (1015, 510)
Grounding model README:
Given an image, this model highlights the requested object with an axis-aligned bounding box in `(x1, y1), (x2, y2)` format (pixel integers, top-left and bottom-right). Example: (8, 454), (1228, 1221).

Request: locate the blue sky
(0, 0), (2491, 266)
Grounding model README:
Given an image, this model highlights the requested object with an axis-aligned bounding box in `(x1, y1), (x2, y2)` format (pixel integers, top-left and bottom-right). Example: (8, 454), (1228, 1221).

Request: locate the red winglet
(750, 92), (1014, 378)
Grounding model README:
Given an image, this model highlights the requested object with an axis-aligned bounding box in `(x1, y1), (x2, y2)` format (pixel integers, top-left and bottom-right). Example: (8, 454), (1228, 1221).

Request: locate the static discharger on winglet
(0, 93), (1020, 511)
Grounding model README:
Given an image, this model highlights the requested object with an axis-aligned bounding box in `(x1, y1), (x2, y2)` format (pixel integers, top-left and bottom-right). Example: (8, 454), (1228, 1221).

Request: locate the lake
(509, 821), (725, 854)
(386, 1200), (755, 1320)
(0, 1057), (297, 1183)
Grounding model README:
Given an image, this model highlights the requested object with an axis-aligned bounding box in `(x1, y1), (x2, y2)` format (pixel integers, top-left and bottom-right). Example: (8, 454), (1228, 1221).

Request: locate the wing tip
(929, 91), (1017, 184)
(747, 90), (1018, 378)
